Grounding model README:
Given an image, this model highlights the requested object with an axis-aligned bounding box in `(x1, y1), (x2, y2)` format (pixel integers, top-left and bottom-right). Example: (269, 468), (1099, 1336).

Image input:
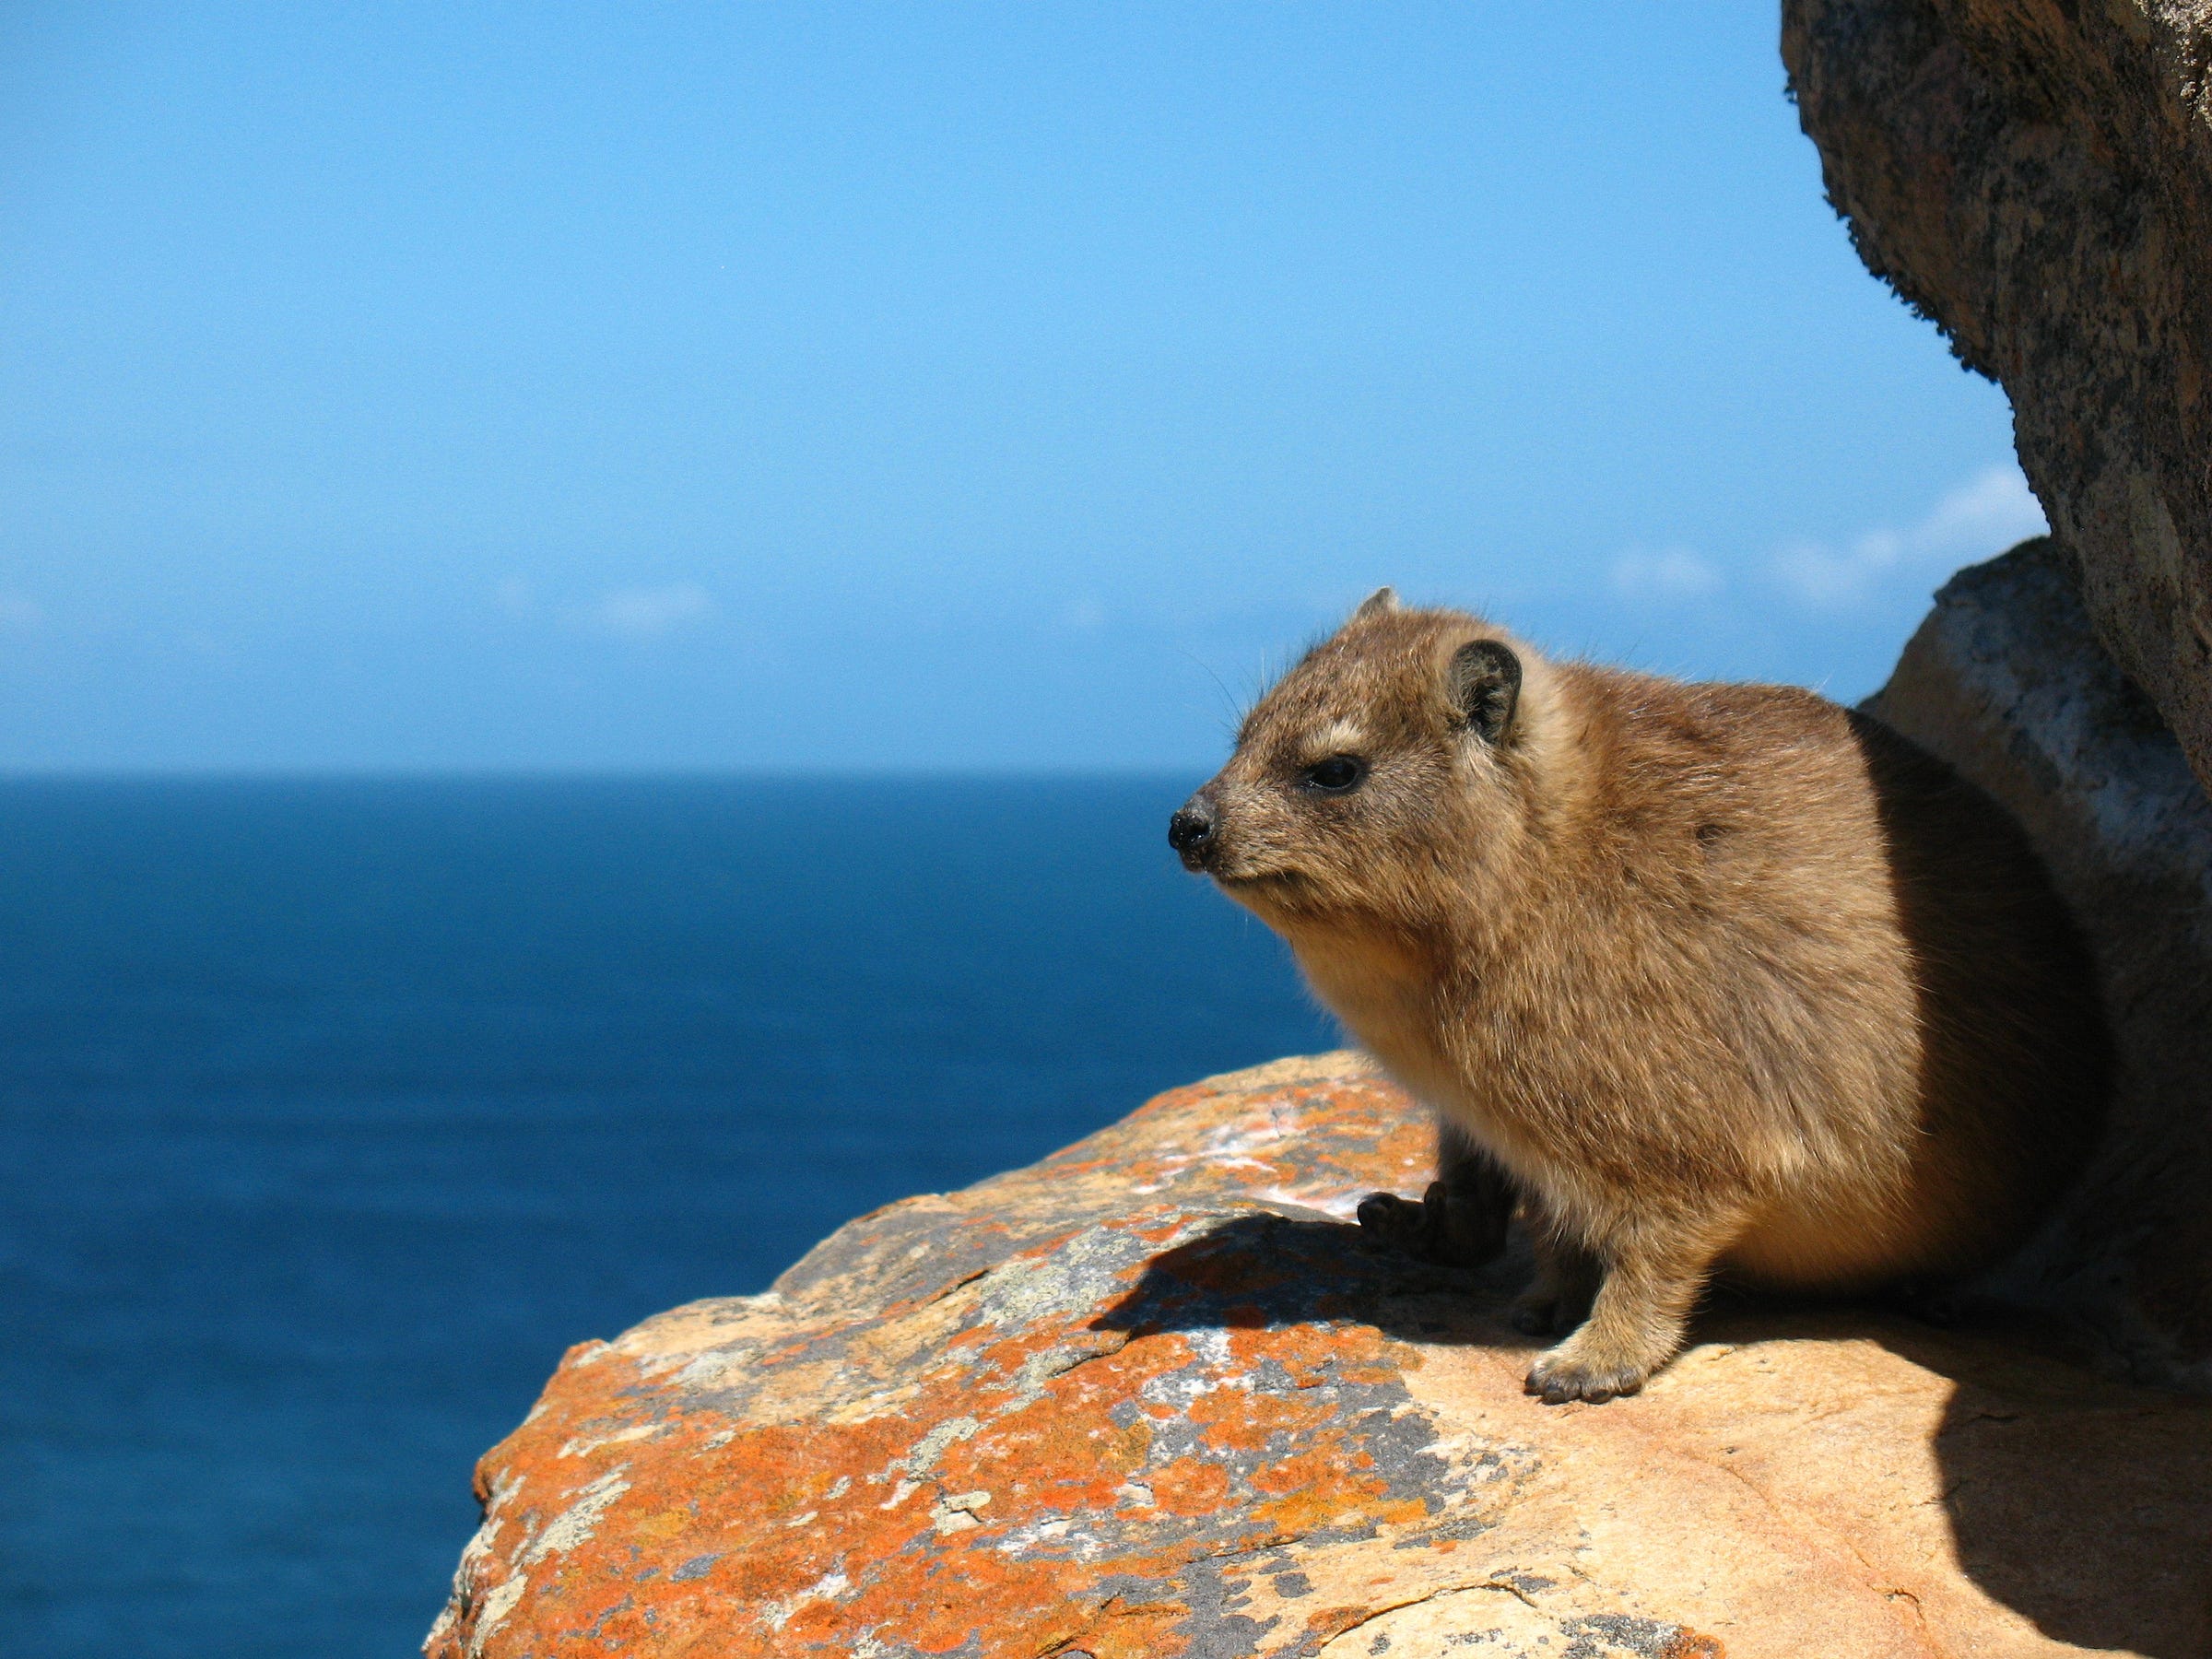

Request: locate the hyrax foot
(1886, 1277), (1968, 1329)
(1356, 1190), (1430, 1255)
(1356, 1179), (1507, 1268)
(1510, 1241), (1600, 1336)
(1524, 1335), (1651, 1406)
(1509, 1288), (1588, 1338)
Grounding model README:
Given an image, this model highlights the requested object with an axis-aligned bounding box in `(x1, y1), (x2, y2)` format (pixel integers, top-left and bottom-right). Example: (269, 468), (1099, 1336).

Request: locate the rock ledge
(428, 1054), (2210, 1658)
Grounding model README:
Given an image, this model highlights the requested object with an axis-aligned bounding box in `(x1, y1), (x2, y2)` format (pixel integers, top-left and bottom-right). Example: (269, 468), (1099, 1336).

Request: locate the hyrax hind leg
(1356, 1119), (1514, 1268)
(1523, 1208), (1747, 1406)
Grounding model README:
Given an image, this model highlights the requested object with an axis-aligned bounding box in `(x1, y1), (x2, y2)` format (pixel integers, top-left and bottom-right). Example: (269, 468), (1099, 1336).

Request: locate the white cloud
(1609, 547), (1724, 602)
(566, 583), (718, 641)
(1914, 465), (2050, 558)
(1774, 465), (2047, 607)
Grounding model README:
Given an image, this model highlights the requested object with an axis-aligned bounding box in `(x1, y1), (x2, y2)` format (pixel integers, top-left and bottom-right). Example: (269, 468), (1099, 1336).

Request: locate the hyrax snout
(1173, 586), (2111, 1404)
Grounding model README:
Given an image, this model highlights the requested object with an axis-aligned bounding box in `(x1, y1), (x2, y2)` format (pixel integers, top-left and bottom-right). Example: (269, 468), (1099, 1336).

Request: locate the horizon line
(0, 760), (1219, 783)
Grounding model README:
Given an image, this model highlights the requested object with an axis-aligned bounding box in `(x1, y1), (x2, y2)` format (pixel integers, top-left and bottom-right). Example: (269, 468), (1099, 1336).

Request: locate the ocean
(0, 776), (1337, 1658)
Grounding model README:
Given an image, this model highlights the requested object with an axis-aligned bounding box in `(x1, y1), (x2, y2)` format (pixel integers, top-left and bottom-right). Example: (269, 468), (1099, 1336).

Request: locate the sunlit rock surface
(1784, 0), (2212, 798)
(426, 1053), (2211, 1657)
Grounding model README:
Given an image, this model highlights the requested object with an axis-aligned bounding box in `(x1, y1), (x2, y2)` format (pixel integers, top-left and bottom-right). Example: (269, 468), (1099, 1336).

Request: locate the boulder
(1783, 0), (2212, 799)
(427, 1053), (2212, 1657)
(1866, 536), (2212, 1387)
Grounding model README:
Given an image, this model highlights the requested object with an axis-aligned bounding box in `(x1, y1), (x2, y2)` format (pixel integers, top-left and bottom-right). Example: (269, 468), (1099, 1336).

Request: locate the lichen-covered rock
(1867, 536), (2212, 1386)
(427, 1053), (2212, 1657)
(1783, 0), (2212, 798)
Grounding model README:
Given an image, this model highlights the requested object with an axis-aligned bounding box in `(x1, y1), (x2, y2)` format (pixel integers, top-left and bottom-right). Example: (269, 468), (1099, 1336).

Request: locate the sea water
(0, 776), (1335, 1658)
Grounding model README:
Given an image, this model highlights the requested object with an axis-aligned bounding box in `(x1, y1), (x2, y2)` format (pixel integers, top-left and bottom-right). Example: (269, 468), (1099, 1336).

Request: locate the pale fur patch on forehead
(1301, 717), (1367, 760)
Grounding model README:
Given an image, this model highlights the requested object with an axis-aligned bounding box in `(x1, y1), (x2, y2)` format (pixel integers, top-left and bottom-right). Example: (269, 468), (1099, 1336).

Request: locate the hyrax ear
(1448, 639), (1521, 743)
(1351, 586), (1399, 622)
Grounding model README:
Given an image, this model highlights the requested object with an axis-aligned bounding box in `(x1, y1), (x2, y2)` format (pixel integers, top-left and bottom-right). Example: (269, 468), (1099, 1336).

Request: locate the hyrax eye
(1301, 756), (1367, 794)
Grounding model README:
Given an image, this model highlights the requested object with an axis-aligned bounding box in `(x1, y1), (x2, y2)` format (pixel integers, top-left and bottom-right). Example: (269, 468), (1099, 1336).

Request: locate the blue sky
(0, 3), (2038, 771)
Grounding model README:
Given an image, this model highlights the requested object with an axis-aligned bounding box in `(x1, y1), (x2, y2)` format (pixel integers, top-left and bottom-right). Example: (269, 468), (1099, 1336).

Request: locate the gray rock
(1868, 537), (2212, 1384)
(1785, 0), (2212, 800)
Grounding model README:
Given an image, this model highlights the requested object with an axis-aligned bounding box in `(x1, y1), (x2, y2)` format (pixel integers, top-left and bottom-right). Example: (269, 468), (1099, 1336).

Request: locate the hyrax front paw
(1357, 1179), (1507, 1268)
(1523, 1337), (1649, 1406)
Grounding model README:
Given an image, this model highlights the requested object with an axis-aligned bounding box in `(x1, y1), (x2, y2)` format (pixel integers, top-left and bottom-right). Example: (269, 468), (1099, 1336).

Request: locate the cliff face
(1783, 0), (2212, 798)
(426, 1055), (2211, 1658)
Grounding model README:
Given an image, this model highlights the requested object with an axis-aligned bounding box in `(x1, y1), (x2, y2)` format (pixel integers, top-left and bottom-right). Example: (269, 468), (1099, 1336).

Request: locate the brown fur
(1173, 591), (2112, 1403)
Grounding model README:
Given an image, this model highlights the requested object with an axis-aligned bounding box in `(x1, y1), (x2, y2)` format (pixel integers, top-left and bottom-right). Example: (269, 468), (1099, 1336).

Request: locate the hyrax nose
(1168, 801), (1217, 862)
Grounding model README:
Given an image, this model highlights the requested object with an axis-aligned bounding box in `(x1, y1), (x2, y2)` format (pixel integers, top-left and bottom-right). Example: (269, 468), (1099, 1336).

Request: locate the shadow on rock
(1088, 1208), (1538, 1352)
(1866, 1315), (2212, 1659)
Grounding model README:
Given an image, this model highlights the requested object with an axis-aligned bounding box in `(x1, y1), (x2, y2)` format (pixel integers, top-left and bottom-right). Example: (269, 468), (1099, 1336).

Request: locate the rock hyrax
(1170, 588), (2112, 1403)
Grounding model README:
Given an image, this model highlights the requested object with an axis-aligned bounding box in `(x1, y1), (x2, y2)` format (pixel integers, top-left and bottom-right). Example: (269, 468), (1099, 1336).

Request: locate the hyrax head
(1169, 587), (1532, 931)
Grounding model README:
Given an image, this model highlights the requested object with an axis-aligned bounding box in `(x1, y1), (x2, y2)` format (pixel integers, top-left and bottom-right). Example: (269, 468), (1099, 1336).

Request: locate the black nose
(1168, 803), (1216, 857)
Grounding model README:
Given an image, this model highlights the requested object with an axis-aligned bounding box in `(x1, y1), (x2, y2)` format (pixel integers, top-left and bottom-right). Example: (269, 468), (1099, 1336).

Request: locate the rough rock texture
(428, 1053), (2212, 1658)
(1867, 536), (2212, 1385)
(1783, 0), (2212, 797)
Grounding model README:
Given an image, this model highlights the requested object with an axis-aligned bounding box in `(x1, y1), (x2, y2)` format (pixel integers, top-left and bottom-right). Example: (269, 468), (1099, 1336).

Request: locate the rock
(1866, 536), (2212, 1387)
(427, 1053), (2212, 1657)
(1783, 0), (2212, 798)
